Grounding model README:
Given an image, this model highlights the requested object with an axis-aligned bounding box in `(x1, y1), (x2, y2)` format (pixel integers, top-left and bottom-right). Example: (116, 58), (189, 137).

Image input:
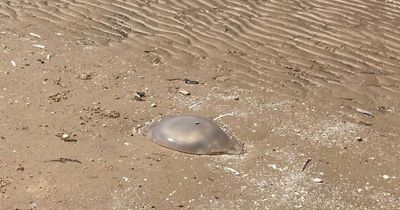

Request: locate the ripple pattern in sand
(3, 0), (400, 104)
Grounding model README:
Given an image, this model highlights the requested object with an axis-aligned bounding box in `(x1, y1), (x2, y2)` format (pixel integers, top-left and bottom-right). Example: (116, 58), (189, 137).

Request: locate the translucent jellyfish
(147, 115), (242, 155)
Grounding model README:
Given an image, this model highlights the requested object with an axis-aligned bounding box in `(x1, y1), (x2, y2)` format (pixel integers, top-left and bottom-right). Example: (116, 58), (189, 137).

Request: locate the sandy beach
(1, 0), (400, 209)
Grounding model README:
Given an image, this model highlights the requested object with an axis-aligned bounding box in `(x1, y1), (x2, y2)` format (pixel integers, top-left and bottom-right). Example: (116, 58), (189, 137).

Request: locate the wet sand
(1, 0), (400, 209)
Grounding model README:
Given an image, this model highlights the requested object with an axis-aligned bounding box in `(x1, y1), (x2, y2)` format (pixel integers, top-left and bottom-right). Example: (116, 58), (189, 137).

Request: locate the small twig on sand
(301, 158), (312, 171)
(45, 158), (81, 164)
(166, 78), (201, 85)
(213, 112), (235, 121)
(166, 78), (182, 81)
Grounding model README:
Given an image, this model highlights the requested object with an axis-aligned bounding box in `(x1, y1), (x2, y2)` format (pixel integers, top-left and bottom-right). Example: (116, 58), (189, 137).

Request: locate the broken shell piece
(224, 167), (240, 176)
(313, 178), (323, 183)
(32, 44), (45, 49)
(355, 108), (373, 117)
(29, 32), (41, 38)
(147, 115), (242, 155)
(134, 91), (146, 101)
(178, 89), (190, 96)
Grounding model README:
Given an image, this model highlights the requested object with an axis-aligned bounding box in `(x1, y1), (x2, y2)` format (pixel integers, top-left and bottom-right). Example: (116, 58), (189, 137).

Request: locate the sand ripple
(2, 0), (400, 105)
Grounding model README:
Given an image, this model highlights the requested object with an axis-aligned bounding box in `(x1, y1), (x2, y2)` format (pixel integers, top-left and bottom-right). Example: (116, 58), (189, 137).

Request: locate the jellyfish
(147, 115), (242, 155)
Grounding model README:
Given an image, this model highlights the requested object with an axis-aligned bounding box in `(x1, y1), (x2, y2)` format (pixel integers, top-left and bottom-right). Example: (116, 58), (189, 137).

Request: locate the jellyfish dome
(147, 115), (242, 155)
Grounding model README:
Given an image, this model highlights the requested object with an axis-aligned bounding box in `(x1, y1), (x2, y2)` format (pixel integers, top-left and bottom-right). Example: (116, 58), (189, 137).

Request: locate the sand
(1, 0), (400, 209)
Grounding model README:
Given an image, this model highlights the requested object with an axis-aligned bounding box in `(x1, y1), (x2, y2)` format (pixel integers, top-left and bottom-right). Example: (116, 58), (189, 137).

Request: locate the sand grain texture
(1, 0), (400, 209)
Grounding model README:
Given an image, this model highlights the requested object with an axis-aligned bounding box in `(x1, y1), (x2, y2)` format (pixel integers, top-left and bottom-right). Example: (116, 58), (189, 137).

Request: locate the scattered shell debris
(178, 89), (190, 96)
(1, 6), (399, 209)
(29, 201), (38, 209)
(55, 132), (77, 142)
(32, 44), (45, 49)
(269, 164), (277, 170)
(313, 178), (323, 183)
(29, 32), (41, 38)
(213, 112), (235, 121)
(134, 91), (146, 101)
(189, 101), (202, 110)
(223, 167), (240, 176)
(355, 108), (374, 117)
